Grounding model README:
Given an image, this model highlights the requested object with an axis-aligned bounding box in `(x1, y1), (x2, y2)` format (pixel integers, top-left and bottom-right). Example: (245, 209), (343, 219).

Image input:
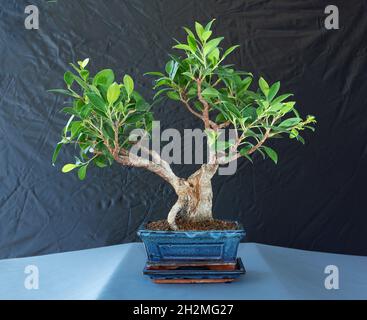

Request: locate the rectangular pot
(137, 222), (245, 262)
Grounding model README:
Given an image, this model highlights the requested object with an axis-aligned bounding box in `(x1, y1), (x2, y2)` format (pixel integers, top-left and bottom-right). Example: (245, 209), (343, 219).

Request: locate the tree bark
(113, 148), (219, 230)
(167, 164), (218, 230)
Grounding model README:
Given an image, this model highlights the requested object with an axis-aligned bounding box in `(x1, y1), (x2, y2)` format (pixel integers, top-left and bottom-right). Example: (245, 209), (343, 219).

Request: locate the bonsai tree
(50, 20), (316, 230)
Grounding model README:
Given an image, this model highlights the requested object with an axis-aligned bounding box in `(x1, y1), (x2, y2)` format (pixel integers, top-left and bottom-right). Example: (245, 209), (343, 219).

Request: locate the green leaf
(74, 99), (85, 111)
(281, 101), (296, 114)
(131, 91), (144, 102)
(205, 129), (217, 146)
(107, 82), (121, 105)
(182, 71), (195, 80)
(193, 101), (203, 112)
(153, 77), (171, 89)
(125, 112), (144, 124)
(52, 143), (63, 165)
(222, 45), (240, 61)
(165, 60), (179, 80)
(60, 107), (77, 115)
(78, 58), (89, 69)
(207, 48), (220, 63)
(165, 60), (174, 76)
(123, 74), (134, 97)
(153, 88), (171, 100)
(187, 35), (198, 52)
(86, 92), (106, 106)
(240, 146), (251, 156)
(69, 63), (81, 74)
(135, 98), (150, 111)
(203, 37), (224, 57)
(242, 90), (261, 100)
(239, 146), (253, 163)
(80, 104), (92, 118)
(144, 71), (165, 77)
(80, 70), (89, 81)
(94, 157), (108, 168)
(70, 121), (82, 138)
(262, 146), (278, 164)
(71, 74), (89, 91)
(267, 82), (280, 101)
(62, 164), (78, 173)
(86, 93), (106, 112)
(215, 113), (226, 123)
(195, 22), (205, 40)
(202, 30), (212, 42)
(256, 105), (264, 116)
(215, 140), (233, 152)
(166, 91), (181, 101)
(269, 103), (284, 113)
(78, 165), (88, 180)
(279, 117), (302, 128)
(296, 135), (305, 144)
(292, 108), (300, 118)
(183, 27), (196, 40)
(201, 87), (220, 98)
(93, 69), (115, 87)
(63, 115), (75, 135)
(204, 19), (216, 32)
(88, 85), (101, 96)
(102, 123), (115, 141)
(272, 93), (293, 104)
(64, 71), (74, 87)
(222, 101), (241, 118)
(259, 77), (270, 96)
(237, 77), (253, 94)
(173, 43), (193, 52)
(48, 89), (76, 97)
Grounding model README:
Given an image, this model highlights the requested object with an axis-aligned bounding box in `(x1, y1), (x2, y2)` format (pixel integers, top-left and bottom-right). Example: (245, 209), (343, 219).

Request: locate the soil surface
(146, 218), (238, 231)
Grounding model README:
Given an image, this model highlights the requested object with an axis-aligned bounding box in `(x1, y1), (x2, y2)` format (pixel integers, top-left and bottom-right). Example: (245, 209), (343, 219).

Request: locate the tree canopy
(50, 59), (153, 180)
(147, 19), (316, 164)
(50, 20), (316, 180)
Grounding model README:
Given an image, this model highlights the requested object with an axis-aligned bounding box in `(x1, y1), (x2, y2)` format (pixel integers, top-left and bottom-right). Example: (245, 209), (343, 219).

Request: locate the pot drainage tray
(143, 258), (245, 284)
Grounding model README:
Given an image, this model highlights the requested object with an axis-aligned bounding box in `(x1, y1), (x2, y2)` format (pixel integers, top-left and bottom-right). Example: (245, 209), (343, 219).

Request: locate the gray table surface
(0, 242), (366, 300)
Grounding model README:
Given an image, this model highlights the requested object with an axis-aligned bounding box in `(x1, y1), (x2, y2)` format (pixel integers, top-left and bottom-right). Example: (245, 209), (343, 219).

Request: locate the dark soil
(146, 218), (238, 231)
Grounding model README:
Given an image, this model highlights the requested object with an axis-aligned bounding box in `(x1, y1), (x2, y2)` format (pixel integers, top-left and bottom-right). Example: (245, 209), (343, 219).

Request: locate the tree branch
(113, 122), (119, 157)
(139, 145), (178, 180)
(196, 79), (211, 129)
(247, 129), (270, 155)
(180, 92), (219, 130)
(114, 151), (182, 190)
(180, 93), (205, 121)
(217, 128), (271, 164)
(218, 121), (231, 129)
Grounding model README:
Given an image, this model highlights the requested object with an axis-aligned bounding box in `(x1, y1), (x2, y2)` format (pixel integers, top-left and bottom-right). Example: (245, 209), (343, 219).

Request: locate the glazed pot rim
(137, 220), (245, 235)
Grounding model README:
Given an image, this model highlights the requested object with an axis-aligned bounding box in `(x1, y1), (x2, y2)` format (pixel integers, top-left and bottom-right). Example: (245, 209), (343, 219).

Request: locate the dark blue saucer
(143, 258), (246, 283)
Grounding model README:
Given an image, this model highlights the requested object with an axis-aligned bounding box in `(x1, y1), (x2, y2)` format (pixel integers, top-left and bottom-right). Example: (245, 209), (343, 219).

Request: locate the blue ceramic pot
(137, 222), (245, 262)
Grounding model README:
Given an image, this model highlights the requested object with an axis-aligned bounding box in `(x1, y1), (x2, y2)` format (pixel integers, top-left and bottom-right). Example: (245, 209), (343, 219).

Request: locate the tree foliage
(50, 20), (316, 180)
(50, 58), (153, 179)
(147, 19), (316, 164)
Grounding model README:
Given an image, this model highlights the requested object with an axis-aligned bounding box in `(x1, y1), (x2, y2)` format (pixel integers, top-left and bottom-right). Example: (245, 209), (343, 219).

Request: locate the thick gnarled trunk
(114, 149), (219, 230)
(168, 164), (218, 230)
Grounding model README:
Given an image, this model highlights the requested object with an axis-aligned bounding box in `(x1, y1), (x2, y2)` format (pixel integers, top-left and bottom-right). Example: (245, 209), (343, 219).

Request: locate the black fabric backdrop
(0, 0), (366, 259)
